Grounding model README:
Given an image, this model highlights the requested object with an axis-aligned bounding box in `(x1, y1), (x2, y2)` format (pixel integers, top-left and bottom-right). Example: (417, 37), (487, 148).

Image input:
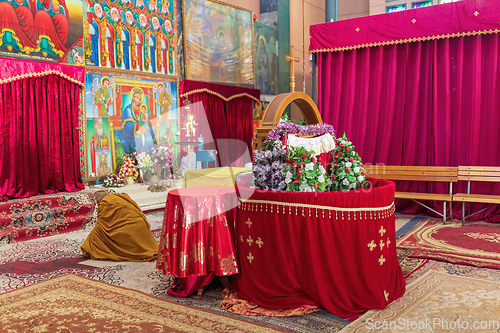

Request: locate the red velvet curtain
(318, 33), (500, 221)
(180, 80), (260, 167)
(0, 74), (84, 201)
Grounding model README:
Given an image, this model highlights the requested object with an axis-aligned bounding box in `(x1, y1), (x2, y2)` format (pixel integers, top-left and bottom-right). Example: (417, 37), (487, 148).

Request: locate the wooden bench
(363, 165), (458, 223)
(452, 166), (500, 225)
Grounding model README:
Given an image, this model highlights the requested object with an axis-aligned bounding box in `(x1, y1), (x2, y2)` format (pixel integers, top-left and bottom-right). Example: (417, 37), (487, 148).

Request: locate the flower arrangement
(329, 133), (368, 191)
(253, 139), (288, 191)
(103, 174), (125, 188)
(285, 146), (329, 192)
(137, 145), (181, 180)
(266, 118), (335, 142)
(118, 155), (139, 180)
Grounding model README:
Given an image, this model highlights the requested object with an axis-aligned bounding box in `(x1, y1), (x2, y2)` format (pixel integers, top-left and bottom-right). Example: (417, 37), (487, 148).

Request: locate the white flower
(286, 171), (293, 179)
(349, 183), (357, 189)
(353, 167), (360, 174)
(358, 176), (365, 182)
(318, 175), (325, 183)
(345, 162), (352, 168)
(319, 165), (326, 173)
(265, 151), (272, 158)
(285, 177), (292, 184)
(305, 162), (314, 171)
(343, 178), (349, 185)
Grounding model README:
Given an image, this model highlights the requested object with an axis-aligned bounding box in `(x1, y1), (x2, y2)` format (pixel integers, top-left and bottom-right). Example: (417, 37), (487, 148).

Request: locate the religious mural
(184, 0), (254, 85)
(0, 0), (84, 64)
(254, 21), (276, 95)
(84, 70), (178, 180)
(82, 0), (178, 75)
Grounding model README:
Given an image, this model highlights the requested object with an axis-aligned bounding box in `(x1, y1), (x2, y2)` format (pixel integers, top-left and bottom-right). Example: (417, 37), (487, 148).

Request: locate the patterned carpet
(0, 274), (285, 332)
(1, 211), (496, 332)
(398, 218), (500, 270)
(341, 271), (500, 333)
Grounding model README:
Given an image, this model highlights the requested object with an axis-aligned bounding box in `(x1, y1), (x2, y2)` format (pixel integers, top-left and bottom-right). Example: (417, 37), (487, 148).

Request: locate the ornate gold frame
(81, 67), (180, 183)
(182, 0), (255, 87)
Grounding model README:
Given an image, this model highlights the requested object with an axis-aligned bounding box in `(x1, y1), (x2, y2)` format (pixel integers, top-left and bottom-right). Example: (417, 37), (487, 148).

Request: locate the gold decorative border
(0, 69), (84, 87)
(180, 88), (261, 105)
(310, 29), (500, 53)
(239, 198), (395, 220)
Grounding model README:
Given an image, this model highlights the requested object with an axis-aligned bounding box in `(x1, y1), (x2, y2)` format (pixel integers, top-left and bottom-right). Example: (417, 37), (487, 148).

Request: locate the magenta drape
(180, 80), (260, 167)
(317, 32), (500, 221)
(0, 74), (84, 201)
(309, 0), (500, 53)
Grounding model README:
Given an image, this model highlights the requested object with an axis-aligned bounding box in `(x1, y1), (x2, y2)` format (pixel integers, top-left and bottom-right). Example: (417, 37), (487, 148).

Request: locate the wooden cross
(284, 45), (299, 92)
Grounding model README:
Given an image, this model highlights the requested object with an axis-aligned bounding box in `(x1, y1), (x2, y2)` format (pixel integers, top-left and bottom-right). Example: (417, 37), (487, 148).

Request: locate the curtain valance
(309, 0), (500, 53)
(0, 57), (85, 86)
(180, 80), (261, 104)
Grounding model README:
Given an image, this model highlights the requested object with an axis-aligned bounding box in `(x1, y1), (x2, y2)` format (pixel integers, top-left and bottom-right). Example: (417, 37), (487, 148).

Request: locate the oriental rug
(397, 218), (500, 270)
(405, 260), (500, 285)
(0, 211), (351, 333)
(0, 191), (96, 245)
(341, 271), (500, 333)
(0, 274), (285, 333)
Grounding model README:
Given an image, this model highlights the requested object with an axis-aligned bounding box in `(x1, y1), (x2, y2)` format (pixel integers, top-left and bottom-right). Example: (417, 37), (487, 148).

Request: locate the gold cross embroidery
(245, 218), (252, 228)
(384, 290), (389, 302)
(367, 240), (376, 251)
(379, 255), (386, 266)
(474, 11), (479, 16)
(256, 237), (264, 248)
(412, 18), (416, 24)
(246, 235), (254, 246)
(240, 235), (243, 243)
(355, 27), (360, 32)
(386, 237), (391, 248)
(379, 239), (385, 251)
(379, 226), (386, 237)
(247, 252), (254, 263)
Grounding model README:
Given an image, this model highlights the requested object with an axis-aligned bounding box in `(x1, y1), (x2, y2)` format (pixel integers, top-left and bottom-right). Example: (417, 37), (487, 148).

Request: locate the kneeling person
(81, 190), (158, 261)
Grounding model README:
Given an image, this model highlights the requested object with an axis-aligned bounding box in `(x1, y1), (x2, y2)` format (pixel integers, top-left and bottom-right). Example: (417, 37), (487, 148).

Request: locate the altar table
(156, 186), (239, 296)
(232, 178), (406, 318)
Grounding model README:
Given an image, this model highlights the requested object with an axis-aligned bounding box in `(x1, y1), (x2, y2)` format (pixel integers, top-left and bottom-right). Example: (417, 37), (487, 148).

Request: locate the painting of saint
(82, 0), (178, 75)
(184, 0), (253, 85)
(84, 72), (178, 181)
(0, 0), (83, 63)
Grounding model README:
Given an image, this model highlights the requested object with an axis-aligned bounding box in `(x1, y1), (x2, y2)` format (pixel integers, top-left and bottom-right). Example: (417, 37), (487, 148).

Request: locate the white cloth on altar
(287, 133), (336, 154)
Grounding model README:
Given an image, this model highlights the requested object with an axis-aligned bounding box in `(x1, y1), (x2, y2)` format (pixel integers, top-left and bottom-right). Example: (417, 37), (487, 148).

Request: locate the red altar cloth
(156, 187), (240, 296)
(232, 178), (405, 318)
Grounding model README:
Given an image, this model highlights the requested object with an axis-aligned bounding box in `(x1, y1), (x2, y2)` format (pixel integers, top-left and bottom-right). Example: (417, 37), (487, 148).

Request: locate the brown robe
(81, 193), (158, 261)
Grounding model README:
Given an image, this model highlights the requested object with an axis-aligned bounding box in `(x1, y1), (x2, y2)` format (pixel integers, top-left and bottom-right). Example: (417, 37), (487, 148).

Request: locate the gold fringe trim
(310, 29), (500, 53)
(0, 70), (84, 87)
(180, 88), (261, 105)
(239, 198), (395, 220)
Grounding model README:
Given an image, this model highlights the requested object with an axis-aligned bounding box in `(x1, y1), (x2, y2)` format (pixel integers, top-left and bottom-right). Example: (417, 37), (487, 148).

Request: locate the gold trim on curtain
(180, 88), (261, 105)
(0, 70), (85, 87)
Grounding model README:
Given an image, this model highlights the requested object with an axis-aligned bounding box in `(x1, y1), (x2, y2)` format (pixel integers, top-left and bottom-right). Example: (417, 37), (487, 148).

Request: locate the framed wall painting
(82, 68), (178, 181)
(183, 0), (254, 86)
(0, 0), (84, 64)
(254, 21), (277, 95)
(82, 0), (179, 75)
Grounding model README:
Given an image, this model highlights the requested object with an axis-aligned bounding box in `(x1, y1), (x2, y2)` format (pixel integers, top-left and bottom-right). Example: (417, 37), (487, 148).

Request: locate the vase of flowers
(284, 146), (329, 192)
(103, 174), (125, 188)
(118, 155), (139, 184)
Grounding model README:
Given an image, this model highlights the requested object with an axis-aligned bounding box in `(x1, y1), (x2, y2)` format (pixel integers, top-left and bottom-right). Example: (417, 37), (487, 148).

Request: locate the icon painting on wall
(84, 71), (178, 180)
(83, 0), (178, 75)
(0, 0), (84, 64)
